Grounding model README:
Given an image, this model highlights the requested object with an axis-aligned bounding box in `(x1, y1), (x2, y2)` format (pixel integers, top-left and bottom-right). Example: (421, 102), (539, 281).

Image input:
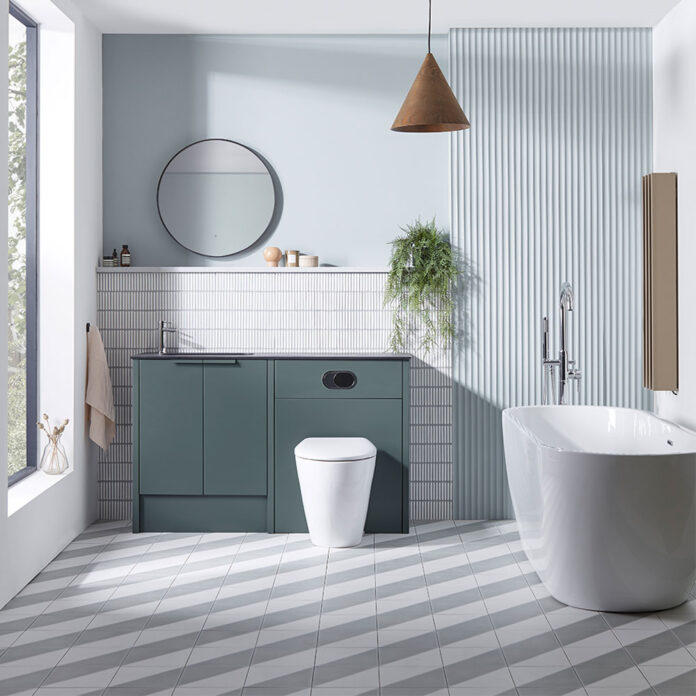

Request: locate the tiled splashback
(96, 268), (453, 522)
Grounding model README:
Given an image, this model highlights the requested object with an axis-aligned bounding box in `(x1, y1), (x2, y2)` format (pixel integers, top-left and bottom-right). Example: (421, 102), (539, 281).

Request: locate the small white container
(295, 437), (376, 547)
(299, 255), (319, 267)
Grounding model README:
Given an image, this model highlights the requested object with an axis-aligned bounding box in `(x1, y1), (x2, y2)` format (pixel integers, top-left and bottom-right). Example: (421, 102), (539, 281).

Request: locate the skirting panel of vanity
(97, 268), (453, 522)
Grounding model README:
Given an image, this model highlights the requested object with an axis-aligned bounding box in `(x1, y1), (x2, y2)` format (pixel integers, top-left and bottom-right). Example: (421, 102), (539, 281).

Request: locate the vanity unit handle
(174, 361), (203, 366)
(204, 360), (240, 366)
(322, 370), (357, 389)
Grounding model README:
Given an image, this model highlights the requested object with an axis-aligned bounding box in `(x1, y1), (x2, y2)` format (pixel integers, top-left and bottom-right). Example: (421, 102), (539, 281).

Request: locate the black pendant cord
(428, 0), (432, 53)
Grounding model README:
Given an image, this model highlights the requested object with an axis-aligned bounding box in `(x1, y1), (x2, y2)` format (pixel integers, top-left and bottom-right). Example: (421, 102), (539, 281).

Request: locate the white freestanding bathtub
(502, 406), (696, 612)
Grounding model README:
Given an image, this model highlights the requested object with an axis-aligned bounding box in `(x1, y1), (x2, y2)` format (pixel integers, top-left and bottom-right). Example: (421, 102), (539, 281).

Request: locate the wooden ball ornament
(263, 247), (282, 267)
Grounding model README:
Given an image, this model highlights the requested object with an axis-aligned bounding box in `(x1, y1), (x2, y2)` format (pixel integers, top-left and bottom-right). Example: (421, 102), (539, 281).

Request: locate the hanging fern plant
(385, 219), (458, 353)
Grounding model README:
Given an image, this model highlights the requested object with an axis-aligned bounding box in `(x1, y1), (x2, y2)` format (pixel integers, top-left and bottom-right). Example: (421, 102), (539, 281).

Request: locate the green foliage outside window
(7, 34), (27, 478)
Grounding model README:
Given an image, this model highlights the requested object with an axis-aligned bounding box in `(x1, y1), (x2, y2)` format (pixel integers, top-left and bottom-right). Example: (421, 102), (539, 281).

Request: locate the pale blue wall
(102, 35), (449, 267)
(450, 28), (653, 518)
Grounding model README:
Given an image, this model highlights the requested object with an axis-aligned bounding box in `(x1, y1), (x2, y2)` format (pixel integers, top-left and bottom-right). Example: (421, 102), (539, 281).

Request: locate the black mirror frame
(156, 138), (281, 258)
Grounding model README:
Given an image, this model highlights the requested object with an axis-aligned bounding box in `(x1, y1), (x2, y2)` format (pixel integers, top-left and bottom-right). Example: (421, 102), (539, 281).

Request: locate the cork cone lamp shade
(392, 1), (470, 133)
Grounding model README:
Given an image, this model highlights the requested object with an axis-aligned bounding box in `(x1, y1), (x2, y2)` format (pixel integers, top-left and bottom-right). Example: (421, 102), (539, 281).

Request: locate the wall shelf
(96, 266), (388, 274)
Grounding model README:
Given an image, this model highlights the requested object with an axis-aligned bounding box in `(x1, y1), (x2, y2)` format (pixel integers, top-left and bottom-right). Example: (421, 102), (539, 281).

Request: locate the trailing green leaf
(385, 219), (459, 353)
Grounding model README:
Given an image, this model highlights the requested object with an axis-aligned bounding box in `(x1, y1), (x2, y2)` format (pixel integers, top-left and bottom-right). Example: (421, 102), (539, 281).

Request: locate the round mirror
(156, 139), (276, 257)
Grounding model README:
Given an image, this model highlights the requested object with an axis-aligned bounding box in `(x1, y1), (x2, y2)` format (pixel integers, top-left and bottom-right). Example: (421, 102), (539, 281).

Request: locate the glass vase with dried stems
(37, 413), (69, 475)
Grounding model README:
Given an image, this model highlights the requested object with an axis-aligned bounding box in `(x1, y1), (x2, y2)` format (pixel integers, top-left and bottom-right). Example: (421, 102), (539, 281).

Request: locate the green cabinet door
(203, 361), (267, 495)
(139, 360), (203, 495)
(275, 398), (404, 533)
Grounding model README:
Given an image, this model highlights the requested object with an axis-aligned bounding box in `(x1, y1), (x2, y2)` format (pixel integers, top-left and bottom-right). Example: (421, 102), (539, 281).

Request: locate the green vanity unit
(131, 354), (410, 535)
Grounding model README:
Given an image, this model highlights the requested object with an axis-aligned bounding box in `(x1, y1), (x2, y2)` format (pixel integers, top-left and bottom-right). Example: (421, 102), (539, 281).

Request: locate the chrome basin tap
(542, 282), (582, 405)
(159, 320), (176, 354)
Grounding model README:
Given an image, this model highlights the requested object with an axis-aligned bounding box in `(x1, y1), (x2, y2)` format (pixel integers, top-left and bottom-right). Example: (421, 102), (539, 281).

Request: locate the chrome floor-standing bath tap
(542, 282), (582, 405)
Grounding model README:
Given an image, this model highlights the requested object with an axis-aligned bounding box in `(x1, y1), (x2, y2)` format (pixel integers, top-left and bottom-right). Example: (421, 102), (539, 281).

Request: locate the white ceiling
(69, 0), (681, 34)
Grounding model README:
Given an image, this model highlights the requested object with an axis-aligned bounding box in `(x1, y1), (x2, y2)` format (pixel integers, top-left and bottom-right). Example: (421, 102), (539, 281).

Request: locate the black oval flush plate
(322, 370), (357, 389)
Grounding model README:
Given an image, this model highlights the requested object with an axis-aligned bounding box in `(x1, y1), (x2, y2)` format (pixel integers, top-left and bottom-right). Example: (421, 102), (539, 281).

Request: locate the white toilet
(294, 437), (377, 548)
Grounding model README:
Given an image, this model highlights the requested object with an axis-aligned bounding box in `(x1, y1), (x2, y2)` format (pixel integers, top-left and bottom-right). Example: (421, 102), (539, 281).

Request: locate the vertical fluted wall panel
(450, 28), (653, 518)
(96, 269), (453, 522)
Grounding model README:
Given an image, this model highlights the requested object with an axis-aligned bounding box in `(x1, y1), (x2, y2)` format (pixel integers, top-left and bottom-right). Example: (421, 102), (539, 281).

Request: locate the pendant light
(391, 0), (470, 133)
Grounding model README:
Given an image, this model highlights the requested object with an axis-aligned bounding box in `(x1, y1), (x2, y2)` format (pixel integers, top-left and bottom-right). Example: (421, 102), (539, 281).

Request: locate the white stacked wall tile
(96, 269), (453, 522)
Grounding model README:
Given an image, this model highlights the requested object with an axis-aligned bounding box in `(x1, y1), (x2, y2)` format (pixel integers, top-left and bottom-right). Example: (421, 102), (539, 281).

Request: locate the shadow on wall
(199, 35), (429, 96)
(454, 383), (513, 520)
(236, 147), (284, 257)
(454, 253), (479, 352)
(452, 256), (514, 519)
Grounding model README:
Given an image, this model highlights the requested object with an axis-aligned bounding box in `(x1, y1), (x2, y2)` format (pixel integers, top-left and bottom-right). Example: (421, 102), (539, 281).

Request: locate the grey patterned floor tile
(178, 660), (248, 689)
(510, 665), (584, 689)
(174, 689), (240, 696)
(640, 665), (696, 694)
(602, 615), (667, 632)
(441, 645), (507, 668)
(103, 687), (175, 695)
(627, 646), (695, 667)
(123, 639), (194, 668)
(0, 664), (52, 693)
(185, 646), (254, 668)
(378, 629), (439, 650)
(379, 664), (448, 688)
(251, 644), (316, 667)
(73, 628), (144, 649)
(318, 616), (378, 648)
(576, 665), (650, 689)
(313, 647), (378, 687)
(380, 645), (443, 666)
(312, 688), (378, 696)
(450, 688), (517, 696)
(445, 660), (514, 688)
(584, 688), (656, 696)
(43, 662), (119, 687)
(109, 664), (183, 688)
(516, 689), (587, 696)
(243, 690), (308, 696)
(381, 688), (449, 696)
(196, 630), (260, 650)
(34, 688), (103, 696)
(59, 644), (130, 667)
(3, 521), (694, 696)
(671, 623), (696, 649)
(245, 664), (313, 688)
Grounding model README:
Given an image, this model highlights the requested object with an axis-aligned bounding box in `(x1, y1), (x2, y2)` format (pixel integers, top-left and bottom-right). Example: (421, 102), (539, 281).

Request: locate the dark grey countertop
(131, 352), (411, 361)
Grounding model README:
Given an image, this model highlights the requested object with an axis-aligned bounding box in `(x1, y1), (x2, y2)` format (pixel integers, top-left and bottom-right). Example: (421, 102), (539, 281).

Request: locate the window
(7, 2), (37, 485)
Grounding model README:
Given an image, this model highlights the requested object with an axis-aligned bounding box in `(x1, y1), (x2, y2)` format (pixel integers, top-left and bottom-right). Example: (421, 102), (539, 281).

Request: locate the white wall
(653, 0), (696, 428)
(0, 0), (101, 608)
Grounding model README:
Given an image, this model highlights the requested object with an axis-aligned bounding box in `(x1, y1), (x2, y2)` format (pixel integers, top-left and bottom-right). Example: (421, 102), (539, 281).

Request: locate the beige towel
(85, 325), (116, 451)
